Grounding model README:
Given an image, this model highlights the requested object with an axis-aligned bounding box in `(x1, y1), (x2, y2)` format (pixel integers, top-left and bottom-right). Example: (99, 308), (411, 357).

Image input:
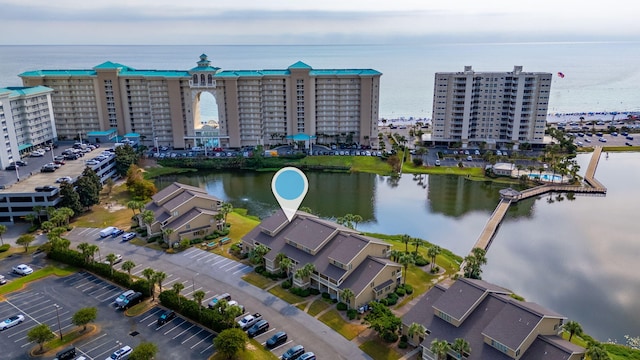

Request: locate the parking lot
(0, 272), (216, 359)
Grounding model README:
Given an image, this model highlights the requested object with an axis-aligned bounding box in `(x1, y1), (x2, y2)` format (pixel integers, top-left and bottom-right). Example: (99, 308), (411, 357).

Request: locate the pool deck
(462, 147), (607, 268)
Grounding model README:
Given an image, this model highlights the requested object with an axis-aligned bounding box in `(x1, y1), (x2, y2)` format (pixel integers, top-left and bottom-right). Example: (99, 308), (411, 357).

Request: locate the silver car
(0, 315), (25, 330)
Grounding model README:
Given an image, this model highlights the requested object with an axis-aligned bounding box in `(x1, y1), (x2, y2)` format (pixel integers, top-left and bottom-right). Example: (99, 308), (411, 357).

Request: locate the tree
(104, 177), (115, 196)
(142, 268), (156, 300)
(397, 252), (414, 285)
(77, 242), (90, 262)
(463, 247), (488, 279)
(427, 245), (441, 270)
(401, 234), (411, 253)
(16, 234), (35, 252)
(153, 271), (167, 292)
(57, 207), (74, 226)
(564, 320), (583, 342)
(389, 249), (401, 262)
(249, 244), (270, 266)
(129, 342), (158, 360)
(162, 228), (175, 247)
(173, 282), (185, 306)
(364, 301), (401, 341)
(59, 181), (83, 214)
(127, 200), (143, 215)
(430, 339), (451, 360)
(294, 263), (316, 285)
(0, 224), (7, 246)
(72, 307), (97, 332)
(121, 260), (136, 280)
(213, 328), (248, 360)
(115, 144), (139, 176)
(220, 202), (233, 226)
(352, 214), (363, 230)
(105, 253), (118, 275)
(452, 338), (471, 359)
(87, 244), (99, 262)
(585, 341), (611, 360)
(279, 257), (293, 280)
(412, 237), (426, 254)
(193, 290), (206, 319)
(25, 213), (36, 227)
(76, 167), (102, 209)
(141, 209), (155, 229)
(407, 322), (426, 346)
(340, 288), (355, 309)
(27, 323), (55, 353)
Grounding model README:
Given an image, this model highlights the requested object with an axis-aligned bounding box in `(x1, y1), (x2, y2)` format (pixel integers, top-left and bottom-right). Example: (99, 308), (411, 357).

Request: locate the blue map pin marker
(271, 167), (308, 222)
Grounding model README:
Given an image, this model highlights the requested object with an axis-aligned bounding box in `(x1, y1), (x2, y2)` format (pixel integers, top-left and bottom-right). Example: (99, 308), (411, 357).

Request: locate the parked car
(0, 275), (6, 285)
(247, 319), (269, 338)
(121, 232), (137, 241)
(104, 345), (132, 360)
(56, 176), (73, 183)
(266, 331), (288, 349)
(118, 292), (142, 309)
(111, 228), (125, 237)
(208, 293), (231, 308)
(12, 264), (33, 276)
(281, 344), (305, 360)
(157, 310), (176, 325)
(0, 314), (25, 331)
(115, 290), (135, 307)
(298, 352), (316, 360)
(103, 254), (123, 265)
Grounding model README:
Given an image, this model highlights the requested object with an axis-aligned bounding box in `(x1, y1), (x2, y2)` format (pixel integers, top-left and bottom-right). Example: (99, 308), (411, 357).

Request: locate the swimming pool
(528, 173), (563, 182)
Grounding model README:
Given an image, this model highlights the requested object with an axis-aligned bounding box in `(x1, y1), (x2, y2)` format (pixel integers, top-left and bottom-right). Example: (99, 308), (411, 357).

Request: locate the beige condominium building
(431, 66), (552, 150)
(19, 54), (381, 149)
(0, 86), (57, 168)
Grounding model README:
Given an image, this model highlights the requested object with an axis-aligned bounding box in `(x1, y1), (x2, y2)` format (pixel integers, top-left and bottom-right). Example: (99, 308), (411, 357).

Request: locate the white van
(99, 226), (117, 238)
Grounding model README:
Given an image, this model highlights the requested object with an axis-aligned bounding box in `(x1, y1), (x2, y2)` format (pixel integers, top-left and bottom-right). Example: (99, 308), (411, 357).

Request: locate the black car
(5, 165), (16, 170)
(40, 165), (56, 173)
(281, 344), (305, 360)
(14, 160), (28, 166)
(266, 331), (287, 349)
(157, 310), (175, 325)
(247, 319), (269, 338)
(119, 292), (143, 309)
(64, 154), (79, 160)
(111, 228), (125, 237)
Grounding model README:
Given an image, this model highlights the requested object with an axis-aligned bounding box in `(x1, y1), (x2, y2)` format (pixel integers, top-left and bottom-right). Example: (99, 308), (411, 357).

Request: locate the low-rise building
(242, 210), (402, 308)
(142, 182), (222, 244)
(491, 162), (516, 176)
(402, 278), (585, 360)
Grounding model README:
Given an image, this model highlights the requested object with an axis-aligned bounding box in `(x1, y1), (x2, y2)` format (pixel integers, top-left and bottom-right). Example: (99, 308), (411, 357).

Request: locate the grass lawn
(268, 286), (306, 305)
(0, 245), (40, 260)
(359, 339), (403, 360)
(242, 272), (275, 290)
(317, 309), (364, 340)
(0, 265), (77, 299)
(142, 166), (198, 179)
(307, 299), (331, 317)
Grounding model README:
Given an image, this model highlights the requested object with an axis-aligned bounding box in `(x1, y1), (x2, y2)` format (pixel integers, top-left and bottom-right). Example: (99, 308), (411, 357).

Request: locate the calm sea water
(155, 153), (640, 342)
(1, 42), (640, 119)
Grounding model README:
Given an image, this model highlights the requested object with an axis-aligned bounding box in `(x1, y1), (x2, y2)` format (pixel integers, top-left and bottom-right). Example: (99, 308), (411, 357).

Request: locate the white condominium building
(432, 66), (552, 149)
(0, 86), (57, 168)
(19, 55), (381, 149)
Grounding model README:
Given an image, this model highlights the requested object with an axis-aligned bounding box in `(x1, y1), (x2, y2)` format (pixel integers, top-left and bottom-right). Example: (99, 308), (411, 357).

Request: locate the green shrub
(382, 330), (398, 343)
(204, 234), (217, 241)
(321, 292), (331, 299)
(400, 335), (408, 342)
(430, 266), (440, 274)
(395, 287), (406, 297)
(347, 309), (357, 320)
(290, 287), (311, 297)
(404, 284), (414, 295)
(379, 298), (388, 306)
(0, 244), (10, 252)
(413, 255), (429, 267)
(398, 341), (408, 349)
(309, 288), (320, 295)
(281, 280), (292, 289)
(337, 302), (348, 311)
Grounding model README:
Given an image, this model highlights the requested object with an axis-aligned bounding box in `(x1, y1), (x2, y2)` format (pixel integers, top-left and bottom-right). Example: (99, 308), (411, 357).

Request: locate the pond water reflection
(155, 152), (640, 341)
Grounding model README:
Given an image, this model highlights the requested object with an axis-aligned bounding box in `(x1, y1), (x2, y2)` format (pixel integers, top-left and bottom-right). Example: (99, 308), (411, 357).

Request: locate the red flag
(557, 72), (565, 78)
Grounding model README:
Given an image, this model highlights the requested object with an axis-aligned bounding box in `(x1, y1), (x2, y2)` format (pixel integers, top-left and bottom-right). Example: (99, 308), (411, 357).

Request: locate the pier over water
(463, 147), (607, 266)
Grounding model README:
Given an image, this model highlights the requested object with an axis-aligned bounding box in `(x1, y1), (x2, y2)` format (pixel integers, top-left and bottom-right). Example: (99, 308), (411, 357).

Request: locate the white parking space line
(233, 265), (252, 275)
(77, 332), (108, 347)
(195, 252), (216, 262)
(204, 256), (220, 264)
(96, 290), (119, 303)
(3, 299), (42, 325)
(163, 277), (181, 286)
(183, 286), (204, 297)
(172, 324), (195, 339)
(164, 319), (186, 335)
(6, 290), (37, 300)
(93, 344), (123, 360)
(191, 333), (214, 349)
(181, 328), (204, 344)
(271, 339), (293, 351)
(225, 263), (245, 272)
(211, 258), (229, 266)
(187, 250), (206, 259)
(200, 344), (214, 354)
(218, 261), (238, 270)
(88, 283), (115, 296)
(182, 248), (199, 257)
(257, 328), (277, 342)
(139, 308), (162, 323)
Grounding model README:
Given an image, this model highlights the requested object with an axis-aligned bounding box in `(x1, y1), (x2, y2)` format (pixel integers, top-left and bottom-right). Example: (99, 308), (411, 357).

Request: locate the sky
(0, 0), (636, 45)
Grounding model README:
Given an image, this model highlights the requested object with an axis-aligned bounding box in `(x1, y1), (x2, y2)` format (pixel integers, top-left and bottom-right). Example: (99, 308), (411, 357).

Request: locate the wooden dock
(462, 147), (606, 267)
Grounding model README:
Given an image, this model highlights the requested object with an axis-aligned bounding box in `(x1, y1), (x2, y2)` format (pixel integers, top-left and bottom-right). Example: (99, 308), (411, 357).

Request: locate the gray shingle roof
(339, 257), (388, 298)
(151, 182), (181, 203)
(432, 278), (510, 323)
(521, 335), (585, 360)
(166, 207), (218, 230)
(284, 217), (337, 253)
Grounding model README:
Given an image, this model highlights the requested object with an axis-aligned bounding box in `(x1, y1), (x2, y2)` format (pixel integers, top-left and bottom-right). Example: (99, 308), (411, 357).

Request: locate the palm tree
(141, 210), (155, 229)
(585, 341), (610, 360)
(105, 253), (117, 276)
(401, 234), (411, 253)
(279, 257), (293, 280)
(294, 263), (316, 286)
(250, 244), (270, 266)
(193, 290), (206, 319)
(352, 214), (363, 230)
(172, 282), (184, 297)
(153, 271), (167, 292)
(121, 260), (136, 280)
(127, 200), (143, 215)
(563, 320), (583, 342)
(407, 322), (426, 347)
(340, 288), (355, 309)
(427, 245), (441, 270)
(430, 339), (451, 360)
(452, 338), (471, 359)
(142, 268), (156, 300)
(389, 249), (401, 262)
(412, 237), (426, 254)
(397, 253), (414, 285)
(162, 228), (175, 247)
(0, 224), (6, 246)
(87, 244), (99, 262)
(220, 202), (233, 226)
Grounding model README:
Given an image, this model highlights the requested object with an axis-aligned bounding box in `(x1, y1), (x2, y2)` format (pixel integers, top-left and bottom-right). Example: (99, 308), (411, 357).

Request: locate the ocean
(1, 42), (639, 120)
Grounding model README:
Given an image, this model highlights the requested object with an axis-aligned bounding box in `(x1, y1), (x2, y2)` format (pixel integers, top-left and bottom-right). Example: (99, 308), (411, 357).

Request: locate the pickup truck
(237, 313), (262, 331)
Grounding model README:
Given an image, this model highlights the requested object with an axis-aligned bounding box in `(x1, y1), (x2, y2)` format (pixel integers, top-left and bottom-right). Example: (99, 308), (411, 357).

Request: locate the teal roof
(18, 143), (33, 151)
(93, 61), (129, 70)
(214, 68), (381, 78)
(88, 129), (117, 136)
(0, 86), (53, 98)
(124, 132), (140, 137)
(119, 68), (190, 77)
(311, 69), (382, 76)
(19, 70), (96, 77)
(289, 61), (312, 69)
(189, 66), (220, 73)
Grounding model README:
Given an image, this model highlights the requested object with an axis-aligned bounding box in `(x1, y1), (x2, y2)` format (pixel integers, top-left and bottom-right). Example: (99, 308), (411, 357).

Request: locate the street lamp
(154, 137), (159, 157)
(53, 304), (62, 340)
(14, 164), (19, 182)
(192, 272), (199, 291)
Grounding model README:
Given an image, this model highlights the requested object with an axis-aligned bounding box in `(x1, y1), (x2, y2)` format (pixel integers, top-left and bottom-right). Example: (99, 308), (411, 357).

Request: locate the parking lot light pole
(53, 304), (62, 340)
(193, 272), (198, 291)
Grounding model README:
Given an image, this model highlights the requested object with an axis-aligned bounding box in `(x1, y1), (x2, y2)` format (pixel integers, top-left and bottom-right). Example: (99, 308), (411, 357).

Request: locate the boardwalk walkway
(463, 147), (607, 268)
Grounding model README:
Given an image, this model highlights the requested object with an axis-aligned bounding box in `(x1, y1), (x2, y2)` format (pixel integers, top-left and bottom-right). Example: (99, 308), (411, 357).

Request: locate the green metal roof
(18, 143), (33, 151)
(0, 86), (53, 98)
(93, 61), (129, 70)
(119, 69), (190, 78)
(124, 132), (140, 137)
(311, 69), (382, 76)
(189, 66), (221, 73)
(289, 61), (312, 69)
(19, 69), (96, 77)
(88, 129), (117, 136)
